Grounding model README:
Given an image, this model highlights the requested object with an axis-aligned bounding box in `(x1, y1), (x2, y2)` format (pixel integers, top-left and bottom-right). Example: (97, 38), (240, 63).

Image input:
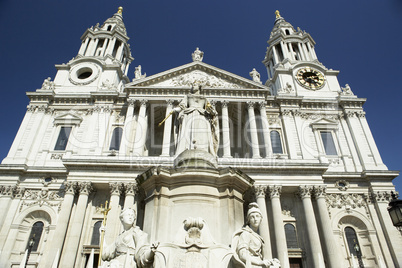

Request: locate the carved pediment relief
(54, 113), (83, 126)
(310, 117), (338, 130)
(128, 62), (266, 90)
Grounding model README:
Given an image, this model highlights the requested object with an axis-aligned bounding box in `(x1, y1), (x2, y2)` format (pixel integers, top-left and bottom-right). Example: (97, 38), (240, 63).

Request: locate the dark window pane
(27, 221), (44, 251)
(270, 130), (283, 154)
(345, 227), (360, 256)
(91, 221), (102, 245)
(109, 127), (123, 150)
(54, 127), (72, 150)
(285, 223), (298, 248)
(320, 131), (337, 155)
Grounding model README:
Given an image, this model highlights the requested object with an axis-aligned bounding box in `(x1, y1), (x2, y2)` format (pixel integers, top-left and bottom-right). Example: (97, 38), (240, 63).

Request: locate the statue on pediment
(134, 65), (147, 79)
(41, 77), (55, 90)
(173, 84), (219, 157)
(101, 208), (158, 268)
(192, 47), (204, 62)
(249, 68), (261, 84)
(232, 203), (281, 268)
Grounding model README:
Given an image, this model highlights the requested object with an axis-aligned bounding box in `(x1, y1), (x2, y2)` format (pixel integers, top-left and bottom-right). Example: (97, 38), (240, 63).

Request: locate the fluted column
(298, 186), (324, 267)
(247, 102), (261, 158)
(161, 99), (174, 156)
(59, 182), (92, 267)
(43, 182), (76, 267)
(133, 99), (148, 156)
(254, 185), (272, 259)
(105, 182), (123, 243)
(268, 186), (289, 268)
(120, 99), (135, 155)
(258, 102), (273, 157)
(313, 186), (341, 268)
(221, 101), (231, 158)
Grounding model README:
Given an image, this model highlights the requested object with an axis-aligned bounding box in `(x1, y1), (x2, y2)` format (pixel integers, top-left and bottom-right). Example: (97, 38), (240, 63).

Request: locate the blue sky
(0, 0), (401, 193)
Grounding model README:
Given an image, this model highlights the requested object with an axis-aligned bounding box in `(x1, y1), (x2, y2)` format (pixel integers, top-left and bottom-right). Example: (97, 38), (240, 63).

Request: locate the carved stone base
(174, 149), (218, 169)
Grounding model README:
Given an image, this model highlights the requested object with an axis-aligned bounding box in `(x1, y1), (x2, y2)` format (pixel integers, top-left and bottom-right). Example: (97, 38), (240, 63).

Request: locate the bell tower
(53, 7), (133, 93)
(263, 11), (342, 98)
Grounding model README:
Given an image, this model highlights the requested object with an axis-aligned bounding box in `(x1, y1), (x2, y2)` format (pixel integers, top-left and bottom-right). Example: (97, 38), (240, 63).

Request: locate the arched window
(107, 25), (112, 31)
(91, 221), (102, 245)
(26, 221), (44, 252)
(109, 127), (123, 150)
(284, 223), (298, 248)
(270, 130), (283, 154)
(345, 227), (364, 267)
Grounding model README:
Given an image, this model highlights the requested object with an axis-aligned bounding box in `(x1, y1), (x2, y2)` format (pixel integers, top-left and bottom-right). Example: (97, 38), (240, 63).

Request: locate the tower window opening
(77, 67), (93, 80)
(95, 39), (105, 56)
(285, 29), (290, 35)
(292, 43), (300, 60)
(107, 25), (112, 31)
(112, 40), (121, 58)
(276, 45), (284, 62)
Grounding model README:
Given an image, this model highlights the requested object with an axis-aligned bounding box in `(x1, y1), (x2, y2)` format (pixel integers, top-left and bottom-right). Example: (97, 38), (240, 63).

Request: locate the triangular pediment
(310, 117), (338, 130)
(127, 61), (267, 90)
(54, 113), (83, 126)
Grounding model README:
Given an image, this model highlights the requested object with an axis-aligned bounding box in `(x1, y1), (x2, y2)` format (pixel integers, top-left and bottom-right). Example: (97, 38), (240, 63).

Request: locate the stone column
(44, 182), (76, 267)
(272, 46), (279, 65)
(0, 185), (25, 267)
(298, 186), (324, 267)
(133, 99), (148, 156)
(105, 182), (123, 243)
(254, 185), (272, 259)
(161, 99), (174, 156)
(281, 109), (297, 159)
(0, 185), (15, 229)
(372, 191), (402, 266)
(120, 99), (135, 155)
(123, 182), (138, 211)
(221, 101), (231, 158)
(59, 182), (92, 267)
(313, 186), (341, 268)
(247, 101), (261, 158)
(268, 186), (289, 268)
(258, 102), (273, 158)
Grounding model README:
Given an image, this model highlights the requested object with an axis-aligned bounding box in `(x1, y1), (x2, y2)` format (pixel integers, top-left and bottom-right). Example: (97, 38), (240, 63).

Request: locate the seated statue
(232, 203), (280, 268)
(101, 208), (158, 268)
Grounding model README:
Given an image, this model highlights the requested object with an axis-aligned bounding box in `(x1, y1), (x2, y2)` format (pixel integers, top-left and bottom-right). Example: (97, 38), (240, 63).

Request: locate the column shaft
(298, 186), (324, 267)
(133, 100), (148, 156)
(314, 187), (341, 268)
(259, 102), (272, 157)
(59, 182), (92, 267)
(44, 182), (76, 267)
(161, 100), (174, 156)
(247, 102), (261, 158)
(221, 101), (231, 157)
(105, 183), (122, 243)
(269, 186), (289, 268)
(120, 99), (135, 155)
(254, 186), (272, 259)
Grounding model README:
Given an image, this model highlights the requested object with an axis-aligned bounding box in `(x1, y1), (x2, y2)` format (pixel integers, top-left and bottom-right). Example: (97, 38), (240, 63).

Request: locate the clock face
(296, 67), (325, 90)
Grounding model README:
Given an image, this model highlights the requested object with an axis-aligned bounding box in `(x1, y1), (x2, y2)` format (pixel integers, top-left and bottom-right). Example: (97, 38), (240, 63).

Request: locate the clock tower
(263, 11), (343, 98)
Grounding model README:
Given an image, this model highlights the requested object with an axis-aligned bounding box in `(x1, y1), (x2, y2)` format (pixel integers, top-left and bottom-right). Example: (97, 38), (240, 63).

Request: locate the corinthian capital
(78, 181), (93, 195)
(268, 185), (282, 199)
(371, 191), (392, 203)
(297, 185), (312, 199)
(313, 185), (327, 199)
(63, 181), (77, 195)
(109, 182), (124, 196)
(124, 182), (138, 196)
(253, 185), (267, 198)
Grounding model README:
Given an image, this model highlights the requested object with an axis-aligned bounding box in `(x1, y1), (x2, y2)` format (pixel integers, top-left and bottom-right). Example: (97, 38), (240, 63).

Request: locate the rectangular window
(54, 126), (72, 150)
(320, 131), (337, 155)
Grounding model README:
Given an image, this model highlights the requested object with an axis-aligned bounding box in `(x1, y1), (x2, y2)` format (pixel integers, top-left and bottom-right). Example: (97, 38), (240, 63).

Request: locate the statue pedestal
(137, 165), (253, 247)
(174, 149), (218, 168)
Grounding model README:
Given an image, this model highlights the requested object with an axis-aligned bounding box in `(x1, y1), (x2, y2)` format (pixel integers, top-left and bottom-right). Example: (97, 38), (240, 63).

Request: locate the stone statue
(134, 65), (146, 79)
(232, 203), (280, 268)
(173, 84), (219, 156)
(249, 68), (261, 84)
(101, 208), (158, 268)
(341, 84), (354, 95)
(192, 47), (204, 62)
(41, 77), (55, 90)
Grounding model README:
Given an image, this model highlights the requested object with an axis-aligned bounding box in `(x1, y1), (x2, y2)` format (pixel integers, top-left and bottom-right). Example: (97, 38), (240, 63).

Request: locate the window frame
(54, 126), (72, 151)
(270, 129), (285, 155)
(109, 127), (123, 151)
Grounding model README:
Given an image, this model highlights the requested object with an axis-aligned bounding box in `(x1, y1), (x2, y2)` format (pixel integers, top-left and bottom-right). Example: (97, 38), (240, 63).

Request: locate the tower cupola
(263, 11), (319, 80)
